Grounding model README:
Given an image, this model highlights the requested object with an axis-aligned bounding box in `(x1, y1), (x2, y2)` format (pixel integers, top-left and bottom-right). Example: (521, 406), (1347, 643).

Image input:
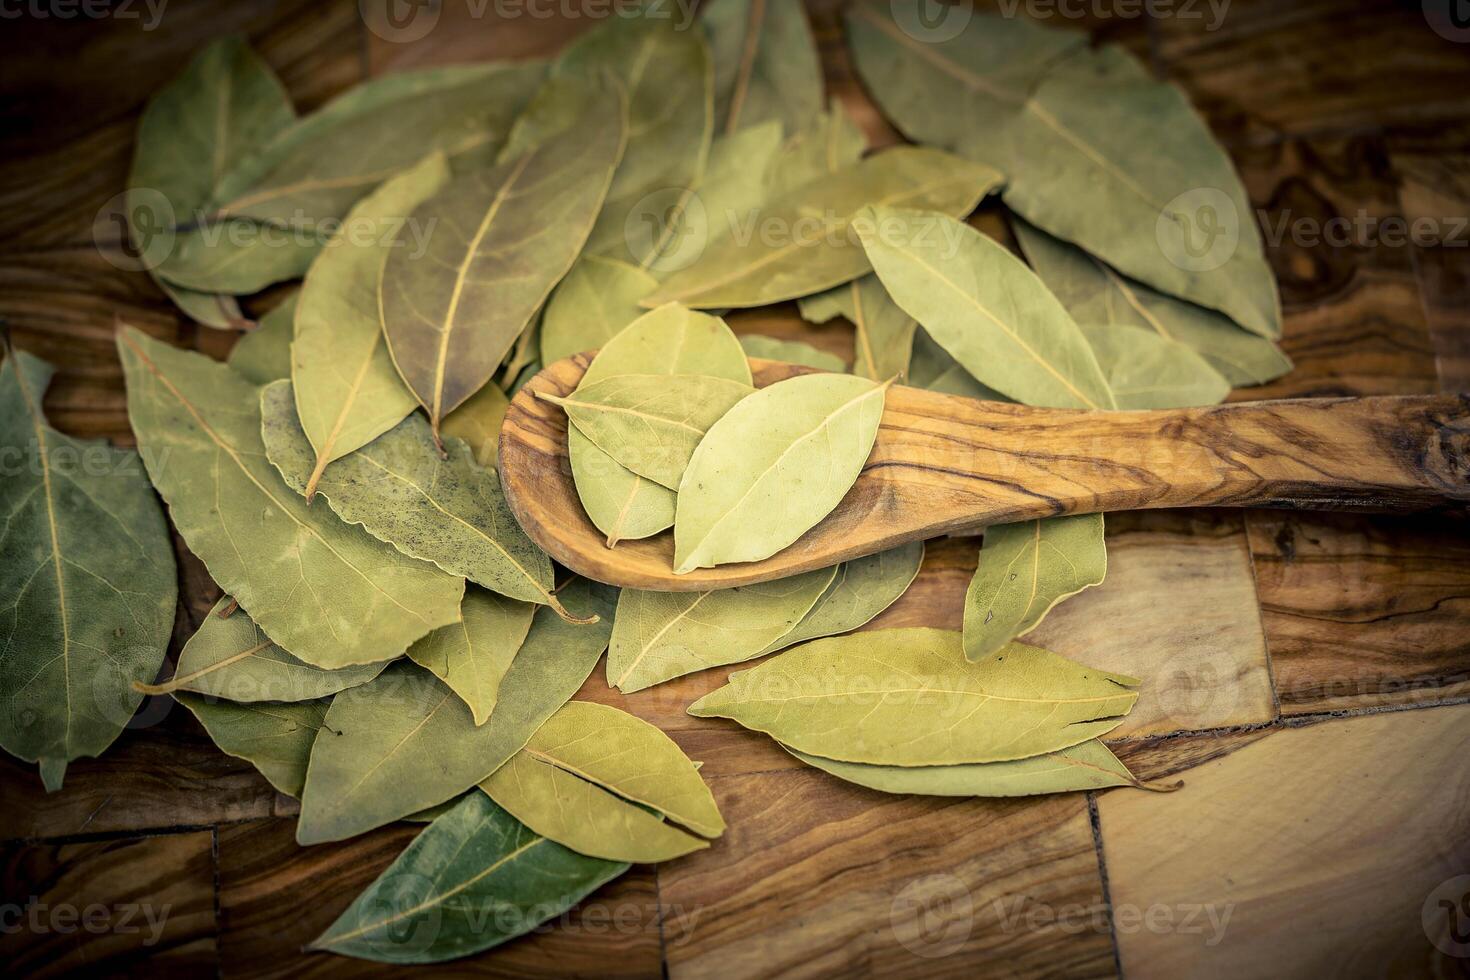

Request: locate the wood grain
(1246, 510), (1470, 714)
(1096, 703), (1470, 978)
(0, 830), (217, 977)
(503, 354), (1470, 589)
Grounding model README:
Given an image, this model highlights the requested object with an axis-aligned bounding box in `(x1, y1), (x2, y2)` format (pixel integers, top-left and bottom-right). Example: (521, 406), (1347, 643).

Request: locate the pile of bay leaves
(0, 0), (1285, 965)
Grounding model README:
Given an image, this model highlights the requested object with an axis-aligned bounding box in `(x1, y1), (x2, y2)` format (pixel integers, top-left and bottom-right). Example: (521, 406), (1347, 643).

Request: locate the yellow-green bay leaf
(117, 327), (462, 669)
(175, 693), (327, 799)
(382, 76), (627, 432)
(1081, 321), (1231, 409)
(688, 628), (1139, 765)
(908, 326), (1009, 400)
(799, 274), (917, 382)
(756, 541), (925, 657)
(706, 0), (823, 135)
(1, 347), (178, 790)
(540, 255), (659, 366)
(737, 335), (845, 372)
(765, 101), (867, 198)
(962, 515), (1107, 663)
(407, 588), (535, 726)
(607, 566), (836, 693)
(674, 373), (888, 573)
(228, 291), (297, 385)
(259, 380), (565, 617)
(439, 380), (509, 469)
(291, 153), (449, 498)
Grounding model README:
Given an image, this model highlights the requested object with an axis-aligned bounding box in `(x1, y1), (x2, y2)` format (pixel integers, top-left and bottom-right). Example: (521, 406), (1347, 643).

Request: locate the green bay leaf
(291, 153), (449, 497)
(311, 792), (627, 964)
(706, 0), (823, 135)
(227, 291), (297, 385)
(643, 147), (1001, 309)
(438, 380), (509, 469)
(765, 102), (867, 199)
(296, 580), (614, 845)
(1, 348), (178, 790)
(407, 588), (535, 726)
(908, 327), (1009, 400)
(688, 628), (1139, 765)
(799, 274), (918, 382)
(382, 75), (627, 431)
(1081, 321), (1231, 409)
(859, 206), (1115, 409)
(259, 380), (564, 616)
(175, 693), (326, 798)
(607, 566), (836, 693)
(756, 541), (925, 657)
(737, 335), (845, 372)
(539, 255), (659, 366)
(117, 327), (462, 669)
(674, 373), (888, 573)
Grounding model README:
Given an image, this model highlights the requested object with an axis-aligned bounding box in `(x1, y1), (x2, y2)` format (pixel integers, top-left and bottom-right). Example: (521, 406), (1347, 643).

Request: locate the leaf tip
(546, 592), (598, 625)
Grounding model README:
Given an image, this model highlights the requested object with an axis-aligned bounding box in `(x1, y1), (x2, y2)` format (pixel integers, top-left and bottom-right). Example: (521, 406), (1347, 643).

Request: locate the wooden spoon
(500, 355), (1470, 591)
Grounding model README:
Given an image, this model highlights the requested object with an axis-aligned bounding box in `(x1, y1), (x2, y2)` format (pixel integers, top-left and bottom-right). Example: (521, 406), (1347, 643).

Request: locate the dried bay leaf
(117, 327), (462, 669)
(481, 752), (708, 863)
(908, 327), (1008, 400)
(690, 629), (1139, 765)
(569, 305), (751, 546)
(557, 13), (714, 260)
(800, 274), (917, 382)
(407, 588), (535, 726)
(756, 541), (925, 657)
(1013, 217), (1291, 387)
(539, 255), (658, 366)
(642, 147), (1001, 309)
(859, 206), (1115, 410)
(140, 597), (385, 702)
(1, 347), (177, 790)
(438, 381), (509, 469)
(607, 567), (836, 693)
(765, 102), (867, 199)
(381, 76), (627, 433)
(737, 335), (845, 372)
(310, 792), (627, 964)
(785, 738), (1145, 797)
(174, 693), (326, 798)
(962, 515), (1107, 663)
(544, 373), (753, 490)
(1081, 321), (1231, 409)
(259, 381), (568, 617)
(227, 291), (296, 385)
(705, 0), (823, 135)
(296, 580), (614, 845)
(291, 153), (449, 498)
(674, 373), (888, 573)
(130, 37), (292, 327)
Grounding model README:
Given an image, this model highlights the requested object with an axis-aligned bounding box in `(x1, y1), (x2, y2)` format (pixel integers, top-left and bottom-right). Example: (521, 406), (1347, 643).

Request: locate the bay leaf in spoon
(557, 12), (714, 260)
(381, 75), (627, 434)
(481, 752), (708, 863)
(764, 101), (867, 199)
(962, 515), (1107, 663)
(406, 588), (535, 725)
(174, 693), (327, 798)
(130, 36), (292, 327)
(755, 540), (925, 658)
(117, 327), (462, 669)
(539, 255), (659, 366)
(706, 0), (823, 135)
(568, 305), (752, 545)
(310, 792), (627, 964)
(543, 373), (754, 490)
(784, 738), (1147, 796)
(642, 146), (1001, 309)
(737, 334), (845, 372)
(859, 205), (1115, 409)
(1081, 321), (1230, 409)
(140, 597), (386, 702)
(259, 380), (568, 618)
(227, 290), (296, 385)
(674, 373), (889, 573)
(291, 153), (449, 498)
(1, 346), (178, 790)
(800, 274), (917, 382)
(689, 628), (1139, 765)
(606, 566), (836, 693)
(1013, 216), (1291, 387)
(296, 580), (614, 845)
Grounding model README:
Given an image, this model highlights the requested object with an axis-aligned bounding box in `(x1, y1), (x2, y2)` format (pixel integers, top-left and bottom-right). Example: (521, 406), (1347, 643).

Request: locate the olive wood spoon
(499, 354), (1470, 592)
